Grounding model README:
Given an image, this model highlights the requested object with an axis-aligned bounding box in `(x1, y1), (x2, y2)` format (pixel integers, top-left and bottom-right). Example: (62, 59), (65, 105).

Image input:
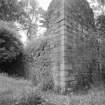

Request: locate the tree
(0, 0), (40, 40)
(89, 0), (105, 18)
(18, 0), (40, 39)
(0, 21), (23, 63)
(0, 0), (25, 21)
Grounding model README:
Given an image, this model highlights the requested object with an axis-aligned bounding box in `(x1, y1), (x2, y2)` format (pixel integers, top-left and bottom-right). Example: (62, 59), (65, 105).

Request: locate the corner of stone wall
(47, 0), (95, 94)
(28, 0), (96, 94)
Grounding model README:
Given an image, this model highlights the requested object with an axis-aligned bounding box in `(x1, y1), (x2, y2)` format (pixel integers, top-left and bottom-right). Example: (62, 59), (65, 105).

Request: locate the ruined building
(28, 0), (96, 93)
(46, 0), (95, 92)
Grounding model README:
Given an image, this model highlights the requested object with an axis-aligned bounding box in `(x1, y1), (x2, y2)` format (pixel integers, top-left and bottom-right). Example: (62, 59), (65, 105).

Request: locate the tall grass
(0, 73), (46, 105)
(41, 85), (105, 105)
(0, 73), (105, 105)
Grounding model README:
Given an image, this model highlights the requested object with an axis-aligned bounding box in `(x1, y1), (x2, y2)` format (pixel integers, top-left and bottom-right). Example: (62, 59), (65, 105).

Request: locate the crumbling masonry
(46, 0), (95, 92)
(30, 0), (95, 93)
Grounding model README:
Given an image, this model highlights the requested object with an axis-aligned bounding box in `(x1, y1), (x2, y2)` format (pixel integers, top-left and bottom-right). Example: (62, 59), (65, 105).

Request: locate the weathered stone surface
(45, 0), (95, 93)
(30, 0), (95, 93)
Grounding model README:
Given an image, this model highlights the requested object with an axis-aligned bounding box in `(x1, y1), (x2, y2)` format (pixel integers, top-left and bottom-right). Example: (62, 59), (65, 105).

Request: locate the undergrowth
(0, 73), (105, 105)
(0, 73), (56, 105)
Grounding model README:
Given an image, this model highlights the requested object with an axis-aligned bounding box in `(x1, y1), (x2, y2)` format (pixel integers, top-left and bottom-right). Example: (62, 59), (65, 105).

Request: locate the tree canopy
(0, 0), (42, 39)
(18, 0), (39, 39)
(0, 0), (25, 21)
(0, 21), (23, 63)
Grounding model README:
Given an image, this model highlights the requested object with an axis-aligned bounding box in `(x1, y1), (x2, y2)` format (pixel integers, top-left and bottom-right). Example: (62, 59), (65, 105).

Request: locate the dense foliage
(1, 0), (105, 94)
(0, 21), (27, 78)
(0, 0), (25, 21)
(18, 0), (39, 39)
(0, 21), (23, 63)
(24, 38), (54, 91)
(0, 0), (41, 39)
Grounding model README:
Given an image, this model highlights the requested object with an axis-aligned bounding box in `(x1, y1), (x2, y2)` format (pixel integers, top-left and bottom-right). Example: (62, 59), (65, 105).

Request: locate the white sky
(38, 0), (52, 10)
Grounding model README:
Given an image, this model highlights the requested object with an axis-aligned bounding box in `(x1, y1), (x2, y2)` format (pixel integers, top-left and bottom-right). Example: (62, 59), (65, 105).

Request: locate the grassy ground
(0, 73), (40, 105)
(41, 85), (105, 105)
(0, 73), (105, 105)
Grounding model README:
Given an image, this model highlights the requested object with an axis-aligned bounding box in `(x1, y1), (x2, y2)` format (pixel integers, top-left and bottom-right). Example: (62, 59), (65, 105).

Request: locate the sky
(38, 0), (52, 10)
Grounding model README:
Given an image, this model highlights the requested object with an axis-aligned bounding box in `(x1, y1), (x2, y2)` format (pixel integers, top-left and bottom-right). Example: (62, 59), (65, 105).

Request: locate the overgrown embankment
(25, 36), (54, 91)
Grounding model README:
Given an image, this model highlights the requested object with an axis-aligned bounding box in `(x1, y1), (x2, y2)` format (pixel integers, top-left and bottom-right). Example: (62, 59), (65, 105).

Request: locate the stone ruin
(46, 0), (95, 92)
(30, 0), (96, 93)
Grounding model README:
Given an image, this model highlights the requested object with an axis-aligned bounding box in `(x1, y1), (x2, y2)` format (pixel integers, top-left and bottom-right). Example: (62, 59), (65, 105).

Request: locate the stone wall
(28, 0), (96, 93)
(46, 0), (65, 91)
(46, 0), (95, 93)
(63, 0), (95, 91)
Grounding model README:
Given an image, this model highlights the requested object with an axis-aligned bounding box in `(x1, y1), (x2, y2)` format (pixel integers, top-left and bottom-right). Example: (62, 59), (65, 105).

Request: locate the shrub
(0, 21), (23, 63)
(24, 38), (54, 91)
(0, 21), (28, 78)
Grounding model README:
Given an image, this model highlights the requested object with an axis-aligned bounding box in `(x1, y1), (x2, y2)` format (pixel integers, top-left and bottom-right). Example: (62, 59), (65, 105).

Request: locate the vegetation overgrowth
(0, 73), (105, 105)
(1, 0), (105, 105)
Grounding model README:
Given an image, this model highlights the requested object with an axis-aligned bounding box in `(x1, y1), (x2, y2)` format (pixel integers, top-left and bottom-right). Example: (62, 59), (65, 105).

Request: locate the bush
(0, 21), (23, 63)
(24, 38), (54, 91)
(0, 21), (28, 78)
